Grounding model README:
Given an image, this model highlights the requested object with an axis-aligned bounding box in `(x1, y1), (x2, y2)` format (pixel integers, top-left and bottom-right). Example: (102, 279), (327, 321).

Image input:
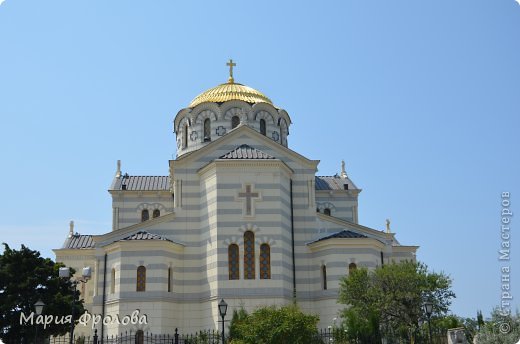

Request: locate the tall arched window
(135, 330), (144, 344)
(349, 263), (357, 274)
(231, 116), (240, 129)
(167, 267), (172, 292)
(203, 118), (211, 141)
(153, 209), (160, 218)
(244, 231), (255, 279)
(136, 266), (146, 292)
(260, 244), (271, 279)
(183, 124), (188, 148)
(322, 265), (327, 290)
(260, 119), (266, 135)
(324, 208), (331, 216)
(228, 244), (239, 280)
(141, 209), (149, 222)
(110, 268), (116, 294)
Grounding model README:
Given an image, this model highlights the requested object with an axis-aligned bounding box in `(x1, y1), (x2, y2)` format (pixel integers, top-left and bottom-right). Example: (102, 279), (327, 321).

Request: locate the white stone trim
(136, 203), (166, 216)
(193, 109), (218, 125)
(191, 103), (221, 120)
(238, 223), (260, 234)
(253, 110), (275, 124)
(316, 201), (336, 213)
(173, 108), (192, 133)
(220, 100), (252, 120)
(175, 115), (191, 134)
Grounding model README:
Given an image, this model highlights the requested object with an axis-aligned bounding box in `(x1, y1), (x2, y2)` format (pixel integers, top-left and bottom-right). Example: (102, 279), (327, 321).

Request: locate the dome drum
(174, 80), (291, 157)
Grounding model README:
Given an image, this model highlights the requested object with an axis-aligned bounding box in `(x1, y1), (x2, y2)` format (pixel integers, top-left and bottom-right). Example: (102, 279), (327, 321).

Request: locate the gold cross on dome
(226, 59), (236, 83)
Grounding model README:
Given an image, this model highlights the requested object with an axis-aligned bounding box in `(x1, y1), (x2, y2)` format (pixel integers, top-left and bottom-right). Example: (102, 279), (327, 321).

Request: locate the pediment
(219, 144), (275, 160)
(171, 124), (319, 172)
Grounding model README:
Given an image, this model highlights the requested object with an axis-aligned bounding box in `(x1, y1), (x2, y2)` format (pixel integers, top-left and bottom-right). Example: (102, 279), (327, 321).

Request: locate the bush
(228, 304), (321, 344)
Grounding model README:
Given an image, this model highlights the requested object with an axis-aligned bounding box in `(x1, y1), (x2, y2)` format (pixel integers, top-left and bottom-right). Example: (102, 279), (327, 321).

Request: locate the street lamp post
(423, 302), (434, 344)
(34, 299), (45, 344)
(60, 266), (91, 344)
(218, 299), (228, 344)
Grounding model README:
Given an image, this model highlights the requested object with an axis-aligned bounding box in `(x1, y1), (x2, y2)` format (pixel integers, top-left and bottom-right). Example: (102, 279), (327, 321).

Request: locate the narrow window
(260, 119), (266, 135)
(136, 266), (146, 292)
(135, 330), (144, 344)
(204, 118), (211, 142)
(316, 208), (320, 213)
(322, 265), (327, 290)
(324, 208), (331, 216)
(167, 267), (172, 292)
(153, 209), (160, 218)
(231, 116), (240, 129)
(349, 263), (357, 274)
(244, 231), (255, 280)
(260, 244), (271, 279)
(111, 268), (116, 294)
(228, 244), (239, 280)
(183, 124), (188, 148)
(141, 209), (149, 222)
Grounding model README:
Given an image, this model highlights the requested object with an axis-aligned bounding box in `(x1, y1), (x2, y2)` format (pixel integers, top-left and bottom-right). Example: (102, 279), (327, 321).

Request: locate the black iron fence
(17, 329), (221, 344)
(5, 327), (448, 344)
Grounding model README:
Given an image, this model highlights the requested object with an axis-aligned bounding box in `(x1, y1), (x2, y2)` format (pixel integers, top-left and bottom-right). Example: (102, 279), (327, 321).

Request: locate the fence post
(174, 328), (179, 344)
(93, 329), (98, 344)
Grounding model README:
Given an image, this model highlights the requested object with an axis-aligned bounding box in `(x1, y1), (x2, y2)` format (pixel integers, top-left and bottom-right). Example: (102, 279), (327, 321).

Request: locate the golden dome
(188, 81), (273, 108)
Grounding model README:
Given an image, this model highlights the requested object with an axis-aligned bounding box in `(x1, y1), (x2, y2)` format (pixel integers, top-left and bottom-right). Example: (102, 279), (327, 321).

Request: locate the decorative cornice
(307, 237), (386, 251)
(316, 212), (394, 241)
(103, 239), (184, 254)
(198, 159), (294, 178)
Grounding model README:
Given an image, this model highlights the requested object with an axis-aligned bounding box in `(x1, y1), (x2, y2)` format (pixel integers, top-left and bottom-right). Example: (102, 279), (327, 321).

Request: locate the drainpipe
(290, 180), (296, 303)
(101, 253), (107, 339)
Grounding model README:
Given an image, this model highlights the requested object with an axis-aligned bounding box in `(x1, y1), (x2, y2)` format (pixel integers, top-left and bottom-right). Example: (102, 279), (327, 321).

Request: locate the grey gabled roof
(219, 144), (275, 160)
(309, 230), (367, 244)
(119, 231), (172, 242)
(112, 176), (170, 191)
(315, 176), (358, 191)
(63, 235), (95, 249)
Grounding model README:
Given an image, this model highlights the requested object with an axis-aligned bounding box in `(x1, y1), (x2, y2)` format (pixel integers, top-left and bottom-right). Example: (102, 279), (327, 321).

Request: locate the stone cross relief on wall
(237, 185), (261, 216)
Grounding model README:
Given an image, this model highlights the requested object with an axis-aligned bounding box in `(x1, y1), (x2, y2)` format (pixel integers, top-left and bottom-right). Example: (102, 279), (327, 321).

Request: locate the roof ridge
(120, 230), (172, 242)
(309, 229), (368, 244)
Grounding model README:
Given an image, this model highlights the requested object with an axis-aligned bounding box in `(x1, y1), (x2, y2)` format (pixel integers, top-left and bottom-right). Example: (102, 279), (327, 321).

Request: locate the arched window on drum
(204, 118), (211, 142)
(231, 116), (240, 129)
(260, 119), (266, 136)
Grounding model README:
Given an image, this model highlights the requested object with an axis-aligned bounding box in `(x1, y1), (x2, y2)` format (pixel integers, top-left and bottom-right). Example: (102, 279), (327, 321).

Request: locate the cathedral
(54, 60), (418, 337)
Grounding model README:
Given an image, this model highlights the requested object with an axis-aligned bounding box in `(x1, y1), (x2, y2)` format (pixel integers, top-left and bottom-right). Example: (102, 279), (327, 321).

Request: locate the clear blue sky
(0, 0), (518, 320)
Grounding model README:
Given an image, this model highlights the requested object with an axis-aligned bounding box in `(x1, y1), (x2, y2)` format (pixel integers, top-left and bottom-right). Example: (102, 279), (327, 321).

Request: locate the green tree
(476, 308), (520, 344)
(0, 243), (85, 342)
(227, 307), (248, 342)
(342, 307), (381, 343)
(477, 310), (484, 331)
(338, 261), (455, 343)
(229, 305), (321, 344)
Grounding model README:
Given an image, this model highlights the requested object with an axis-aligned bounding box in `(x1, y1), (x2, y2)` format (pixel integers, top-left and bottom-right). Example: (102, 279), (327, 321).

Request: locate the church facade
(54, 62), (418, 336)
